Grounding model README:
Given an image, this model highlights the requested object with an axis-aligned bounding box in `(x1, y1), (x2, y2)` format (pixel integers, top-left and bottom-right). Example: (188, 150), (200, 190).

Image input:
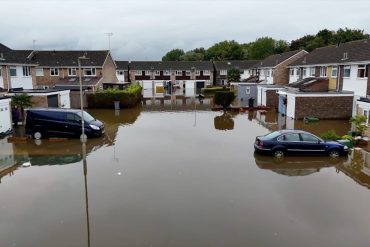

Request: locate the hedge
(214, 91), (235, 108)
(87, 84), (142, 108)
(201, 87), (230, 94)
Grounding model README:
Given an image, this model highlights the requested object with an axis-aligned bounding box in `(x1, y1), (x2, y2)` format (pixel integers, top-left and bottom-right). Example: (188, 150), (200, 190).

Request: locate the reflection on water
(2, 105), (370, 247)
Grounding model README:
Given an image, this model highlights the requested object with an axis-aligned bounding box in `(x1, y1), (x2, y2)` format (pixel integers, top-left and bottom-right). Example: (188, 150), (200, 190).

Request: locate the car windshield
(77, 111), (95, 122)
(263, 131), (281, 139)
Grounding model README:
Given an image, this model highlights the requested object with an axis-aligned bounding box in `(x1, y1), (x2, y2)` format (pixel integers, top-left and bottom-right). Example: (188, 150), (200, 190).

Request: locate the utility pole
(104, 32), (113, 50)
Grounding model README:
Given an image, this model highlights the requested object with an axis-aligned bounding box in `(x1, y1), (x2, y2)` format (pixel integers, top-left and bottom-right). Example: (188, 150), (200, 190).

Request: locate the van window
(77, 111), (95, 122)
(66, 113), (81, 122)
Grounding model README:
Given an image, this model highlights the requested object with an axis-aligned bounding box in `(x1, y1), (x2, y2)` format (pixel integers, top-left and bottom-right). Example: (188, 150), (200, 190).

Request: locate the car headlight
(90, 124), (100, 130)
(343, 146), (348, 150)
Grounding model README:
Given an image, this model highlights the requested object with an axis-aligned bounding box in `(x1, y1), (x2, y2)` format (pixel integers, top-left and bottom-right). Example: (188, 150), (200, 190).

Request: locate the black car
(254, 129), (349, 158)
(25, 108), (105, 139)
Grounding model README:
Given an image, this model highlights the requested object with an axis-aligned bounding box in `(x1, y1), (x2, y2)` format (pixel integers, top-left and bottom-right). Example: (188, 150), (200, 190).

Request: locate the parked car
(254, 129), (349, 158)
(25, 108), (105, 139)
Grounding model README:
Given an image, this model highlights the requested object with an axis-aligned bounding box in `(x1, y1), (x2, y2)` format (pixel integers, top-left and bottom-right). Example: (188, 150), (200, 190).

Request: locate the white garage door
(0, 99), (11, 134)
(185, 81), (195, 88)
(143, 82), (153, 89)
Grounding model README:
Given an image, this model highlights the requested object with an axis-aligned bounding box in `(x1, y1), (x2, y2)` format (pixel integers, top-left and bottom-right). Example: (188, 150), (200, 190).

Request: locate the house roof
(256, 50), (306, 68)
(290, 39), (370, 66)
(27, 50), (110, 67)
(115, 61), (129, 70)
(129, 61), (214, 71)
(0, 43), (37, 65)
(213, 60), (260, 70)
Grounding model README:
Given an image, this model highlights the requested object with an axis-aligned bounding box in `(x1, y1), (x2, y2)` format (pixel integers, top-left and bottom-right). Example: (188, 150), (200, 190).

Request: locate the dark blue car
(254, 129), (349, 158)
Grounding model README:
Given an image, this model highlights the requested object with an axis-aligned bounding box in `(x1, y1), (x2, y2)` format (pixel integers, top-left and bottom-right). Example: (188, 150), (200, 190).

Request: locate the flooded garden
(1, 99), (370, 247)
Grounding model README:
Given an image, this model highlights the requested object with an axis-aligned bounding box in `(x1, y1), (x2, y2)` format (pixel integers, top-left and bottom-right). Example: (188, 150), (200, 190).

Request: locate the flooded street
(1, 103), (370, 247)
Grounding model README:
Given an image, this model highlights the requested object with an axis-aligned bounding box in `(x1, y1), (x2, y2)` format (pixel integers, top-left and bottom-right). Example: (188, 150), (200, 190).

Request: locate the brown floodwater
(1, 103), (370, 247)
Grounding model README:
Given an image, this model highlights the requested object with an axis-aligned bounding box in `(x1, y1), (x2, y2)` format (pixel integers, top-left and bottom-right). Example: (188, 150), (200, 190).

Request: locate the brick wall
(294, 96), (354, 119)
(31, 96), (48, 107)
(101, 53), (118, 84)
(273, 51), (307, 85)
(266, 90), (279, 107)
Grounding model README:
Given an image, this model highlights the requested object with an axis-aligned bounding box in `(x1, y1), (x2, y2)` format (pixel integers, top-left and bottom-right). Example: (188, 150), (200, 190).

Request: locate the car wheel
(33, 131), (42, 140)
(273, 149), (285, 159)
(328, 149), (340, 158)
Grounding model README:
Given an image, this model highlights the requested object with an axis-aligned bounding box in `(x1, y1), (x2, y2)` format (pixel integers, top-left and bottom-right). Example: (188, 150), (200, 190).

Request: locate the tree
(274, 40), (290, 54)
(333, 28), (369, 44)
(180, 51), (204, 61)
(289, 35), (316, 51)
(227, 68), (241, 83)
(317, 29), (334, 46)
(350, 115), (368, 136)
(214, 91), (235, 109)
(205, 40), (245, 61)
(162, 49), (185, 61)
(11, 93), (33, 122)
(247, 37), (276, 60)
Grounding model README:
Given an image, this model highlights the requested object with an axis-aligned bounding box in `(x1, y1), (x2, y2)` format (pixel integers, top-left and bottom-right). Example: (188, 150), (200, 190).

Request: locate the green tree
(11, 93), (33, 122)
(274, 39), (290, 54)
(247, 37), (276, 60)
(350, 115), (368, 136)
(205, 40), (245, 61)
(333, 28), (369, 44)
(180, 51), (204, 61)
(317, 29), (334, 45)
(227, 68), (241, 82)
(162, 49), (185, 61)
(289, 35), (316, 51)
(214, 91), (235, 109)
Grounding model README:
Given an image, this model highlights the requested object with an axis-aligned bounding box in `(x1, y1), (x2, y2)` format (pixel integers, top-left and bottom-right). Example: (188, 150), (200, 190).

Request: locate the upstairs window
(22, 66), (31, 77)
(320, 66), (327, 77)
(295, 68), (300, 76)
(266, 69), (270, 77)
(186, 70), (191, 76)
(84, 68), (96, 76)
(164, 70), (170, 76)
(310, 67), (316, 76)
(203, 70), (210, 76)
(145, 70), (151, 76)
(220, 70), (227, 76)
(195, 70), (200, 76)
(36, 68), (44, 76)
(290, 69), (294, 76)
(343, 66), (351, 78)
(68, 68), (77, 76)
(302, 68), (307, 77)
(135, 70), (142, 76)
(155, 71), (160, 76)
(10, 66), (17, 77)
(357, 65), (369, 78)
(176, 70), (182, 76)
(117, 70), (124, 75)
(331, 66), (338, 77)
(50, 68), (59, 76)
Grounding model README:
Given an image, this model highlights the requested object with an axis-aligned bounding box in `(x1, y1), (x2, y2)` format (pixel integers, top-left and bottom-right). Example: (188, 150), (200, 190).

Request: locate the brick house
(129, 61), (214, 89)
(26, 50), (118, 92)
(213, 60), (260, 85)
(256, 50), (308, 85)
(0, 43), (38, 90)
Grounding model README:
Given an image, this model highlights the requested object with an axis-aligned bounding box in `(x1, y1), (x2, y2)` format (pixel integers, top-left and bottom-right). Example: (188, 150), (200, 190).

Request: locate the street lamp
(78, 54), (89, 143)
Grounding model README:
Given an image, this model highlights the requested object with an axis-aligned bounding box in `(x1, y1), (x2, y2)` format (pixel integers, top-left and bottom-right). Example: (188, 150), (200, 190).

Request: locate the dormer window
(342, 52), (348, 60)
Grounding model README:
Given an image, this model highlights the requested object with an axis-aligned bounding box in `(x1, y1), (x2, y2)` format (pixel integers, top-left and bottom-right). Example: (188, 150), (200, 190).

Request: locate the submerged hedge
(201, 87), (230, 94)
(87, 84), (142, 108)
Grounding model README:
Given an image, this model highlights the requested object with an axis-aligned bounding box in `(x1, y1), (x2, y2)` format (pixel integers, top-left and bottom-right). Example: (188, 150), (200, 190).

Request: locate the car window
(300, 133), (319, 142)
(264, 131), (281, 139)
(66, 113), (81, 122)
(279, 133), (300, 142)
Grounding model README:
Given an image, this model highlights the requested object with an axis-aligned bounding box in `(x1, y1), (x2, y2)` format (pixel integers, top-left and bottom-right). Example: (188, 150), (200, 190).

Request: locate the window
(331, 66), (338, 77)
(164, 70), (170, 76)
(66, 113), (81, 122)
(343, 66), (351, 77)
(290, 69), (294, 76)
(186, 70), (191, 76)
(302, 68), (307, 77)
(310, 67), (315, 76)
(245, 86), (251, 95)
(50, 68), (59, 76)
(155, 71), (160, 76)
(203, 70), (210, 76)
(84, 68), (96, 76)
(266, 69), (270, 77)
(176, 70), (182, 76)
(279, 133), (300, 142)
(35, 68), (44, 76)
(364, 110), (370, 125)
(117, 70), (124, 75)
(68, 68), (77, 76)
(295, 68), (300, 76)
(271, 69), (274, 76)
(10, 67), (17, 77)
(0, 68), (2, 77)
(145, 70), (151, 76)
(195, 70), (200, 76)
(135, 70), (142, 76)
(320, 66), (327, 77)
(357, 65), (369, 78)
(300, 133), (319, 142)
(22, 66), (31, 77)
(220, 70), (227, 75)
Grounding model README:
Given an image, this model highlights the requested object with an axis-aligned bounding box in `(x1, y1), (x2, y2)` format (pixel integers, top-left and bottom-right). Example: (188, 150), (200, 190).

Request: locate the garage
(0, 97), (12, 136)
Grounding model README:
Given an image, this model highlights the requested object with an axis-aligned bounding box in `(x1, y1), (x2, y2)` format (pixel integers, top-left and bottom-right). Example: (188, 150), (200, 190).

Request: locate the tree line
(162, 28), (369, 62)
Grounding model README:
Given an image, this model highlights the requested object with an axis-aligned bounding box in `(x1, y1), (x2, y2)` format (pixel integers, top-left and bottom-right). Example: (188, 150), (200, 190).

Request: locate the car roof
(277, 129), (312, 135)
(27, 108), (81, 113)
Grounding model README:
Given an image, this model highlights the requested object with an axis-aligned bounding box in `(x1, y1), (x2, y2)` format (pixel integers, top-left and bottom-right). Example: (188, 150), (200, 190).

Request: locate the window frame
(310, 67), (315, 76)
(135, 70), (142, 76)
(331, 66), (338, 78)
(116, 70), (124, 75)
(220, 70), (227, 76)
(300, 133), (320, 143)
(195, 70), (200, 76)
(245, 86), (251, 95)
(357, 65), (368, 78)
(9, 66), (17, 77)
(83, 68), (96, 76)
(203, 70), (210, 76)
(320, 66), (327, 77)
(277, 133), (301, 142)
(176, 70), (183, 76)
(343, 66), (351, 78)
(68, 68), (77, 76)
(35, 68), (44, 77)
(50, 68), (59, 76)
(185, 70), (191, 76)
(164, 70), (170, 76)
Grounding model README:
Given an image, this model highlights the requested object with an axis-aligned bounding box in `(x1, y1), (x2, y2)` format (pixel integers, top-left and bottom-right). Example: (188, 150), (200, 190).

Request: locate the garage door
(47, 95), (59, 107)
(185, 81), (195, 88)
(143, 82), (153, 89)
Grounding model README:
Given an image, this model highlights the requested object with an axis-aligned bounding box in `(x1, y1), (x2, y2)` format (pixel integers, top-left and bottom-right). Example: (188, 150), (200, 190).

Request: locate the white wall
(286, 94), (296, 119)
(0, 98), (11, 134)
(241, 70), (252, 80)
(342, 65), (368, 97)
(10, 66), (33, 89)
(116, 70), (125, 82)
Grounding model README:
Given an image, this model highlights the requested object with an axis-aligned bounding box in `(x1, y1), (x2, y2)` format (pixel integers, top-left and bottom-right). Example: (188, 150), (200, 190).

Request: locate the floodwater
(1, 100), (370, 247)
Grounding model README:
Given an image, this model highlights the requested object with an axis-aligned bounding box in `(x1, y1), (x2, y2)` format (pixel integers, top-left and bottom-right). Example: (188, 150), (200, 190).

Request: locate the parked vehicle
(254, 129), (349, 158)
(25, 108), (105, 139)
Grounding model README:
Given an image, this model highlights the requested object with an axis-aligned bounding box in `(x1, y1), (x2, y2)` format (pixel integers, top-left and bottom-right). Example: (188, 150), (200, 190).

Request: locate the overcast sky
(1, 0), (370, 60)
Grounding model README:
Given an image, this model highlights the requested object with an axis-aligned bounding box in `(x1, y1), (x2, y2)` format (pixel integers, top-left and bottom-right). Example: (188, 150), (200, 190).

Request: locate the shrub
(350, 115), (367, 136)
(201, 87), (230, 94)
(87, 83), (142, 108)
(214, 91), (235, 108)
(320, 130), (340, 140)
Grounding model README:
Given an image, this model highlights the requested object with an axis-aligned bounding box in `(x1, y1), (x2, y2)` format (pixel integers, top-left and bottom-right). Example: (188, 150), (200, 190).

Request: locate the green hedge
(87, 84), (142, 108)
(201, 87), (230, 94)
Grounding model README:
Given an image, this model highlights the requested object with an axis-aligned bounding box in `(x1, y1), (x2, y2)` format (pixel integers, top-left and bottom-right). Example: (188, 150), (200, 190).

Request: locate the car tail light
(259, 141), (263, 147)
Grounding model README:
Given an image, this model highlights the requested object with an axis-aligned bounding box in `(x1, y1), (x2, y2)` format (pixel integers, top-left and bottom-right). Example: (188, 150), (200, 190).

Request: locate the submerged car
(25, 108), (105, 139)
(254, 129), (349, 158)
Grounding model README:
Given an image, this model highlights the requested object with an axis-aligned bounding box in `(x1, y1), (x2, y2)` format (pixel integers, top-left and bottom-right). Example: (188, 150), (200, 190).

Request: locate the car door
(66, 113), (82, 137)
(277, 133), (302, 155)
(299, 133), (327, 155)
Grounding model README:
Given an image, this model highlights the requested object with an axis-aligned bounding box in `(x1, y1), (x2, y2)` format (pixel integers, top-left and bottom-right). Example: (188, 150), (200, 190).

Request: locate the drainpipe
(336, 65), (341, 92)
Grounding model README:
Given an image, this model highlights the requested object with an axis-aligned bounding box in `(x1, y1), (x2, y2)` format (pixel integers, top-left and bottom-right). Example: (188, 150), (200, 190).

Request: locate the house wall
(294, 95), (354, 119)
(116, 70), (126, 82)
(102, 53), (118, 84)
(266, 90), (279, 107)
(6, 66), (34, 89)
(237, 84), (258, 106)
(31, 96), (48, 107)
(0, 98), (11, 134)
(342, 64), (368, 97)
(273, 51), (308, 85)
(0, 66), (4, 88)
